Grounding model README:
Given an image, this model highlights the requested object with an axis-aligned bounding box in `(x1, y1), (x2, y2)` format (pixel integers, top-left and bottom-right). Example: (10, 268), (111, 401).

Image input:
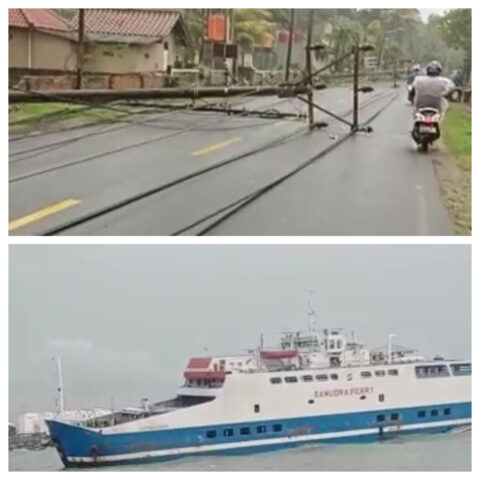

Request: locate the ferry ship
(47, 319), (471, 467)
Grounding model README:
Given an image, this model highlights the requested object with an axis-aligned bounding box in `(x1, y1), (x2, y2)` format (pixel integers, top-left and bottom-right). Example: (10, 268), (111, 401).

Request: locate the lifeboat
(259, 349), (298, 360)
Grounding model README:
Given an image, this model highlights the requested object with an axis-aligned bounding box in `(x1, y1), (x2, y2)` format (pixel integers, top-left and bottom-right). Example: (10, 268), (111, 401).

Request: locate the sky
(9, 245), (471, 421)
(419, 9), (449, 22)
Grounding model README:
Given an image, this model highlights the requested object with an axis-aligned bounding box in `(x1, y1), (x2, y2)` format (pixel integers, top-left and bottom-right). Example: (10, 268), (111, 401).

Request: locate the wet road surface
(8, 87), (453, 235)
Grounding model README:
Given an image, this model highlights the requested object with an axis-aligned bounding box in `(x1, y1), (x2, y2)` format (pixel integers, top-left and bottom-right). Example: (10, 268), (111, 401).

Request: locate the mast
(307, 289), (317, 336)
(53, 357), (65, 415)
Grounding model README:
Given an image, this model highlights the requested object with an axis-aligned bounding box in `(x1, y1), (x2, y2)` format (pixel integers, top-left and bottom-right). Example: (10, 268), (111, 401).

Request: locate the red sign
(314, 386), (374, 398)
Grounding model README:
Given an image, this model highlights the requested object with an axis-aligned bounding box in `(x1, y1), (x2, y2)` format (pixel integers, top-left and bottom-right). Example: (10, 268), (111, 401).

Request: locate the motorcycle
(411, 107), (441, 152)
(407, 83), (415, 104)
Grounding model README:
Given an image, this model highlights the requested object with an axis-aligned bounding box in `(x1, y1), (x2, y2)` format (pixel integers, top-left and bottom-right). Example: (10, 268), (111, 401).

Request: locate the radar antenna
(306, 289), (318, 337)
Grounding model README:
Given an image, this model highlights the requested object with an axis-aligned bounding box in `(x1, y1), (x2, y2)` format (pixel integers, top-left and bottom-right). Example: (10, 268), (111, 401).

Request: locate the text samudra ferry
(47, 323), (471, 467)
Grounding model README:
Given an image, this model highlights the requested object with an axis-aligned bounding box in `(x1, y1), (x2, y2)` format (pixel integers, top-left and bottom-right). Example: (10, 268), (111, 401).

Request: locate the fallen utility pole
(9, 85), (314, 104)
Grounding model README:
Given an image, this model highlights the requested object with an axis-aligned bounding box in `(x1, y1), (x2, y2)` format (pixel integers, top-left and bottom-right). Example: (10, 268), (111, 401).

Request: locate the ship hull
(47, 401), (471, 468)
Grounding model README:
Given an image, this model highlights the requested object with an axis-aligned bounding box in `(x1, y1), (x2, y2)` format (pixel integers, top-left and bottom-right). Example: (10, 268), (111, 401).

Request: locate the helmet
(426, 61), (442, 77)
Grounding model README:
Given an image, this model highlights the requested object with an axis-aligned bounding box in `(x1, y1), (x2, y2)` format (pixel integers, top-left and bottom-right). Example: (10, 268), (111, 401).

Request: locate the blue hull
(47, 401), (471, 468)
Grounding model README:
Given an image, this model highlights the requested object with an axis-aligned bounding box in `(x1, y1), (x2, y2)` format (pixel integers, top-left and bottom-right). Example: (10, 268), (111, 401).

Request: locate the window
(415, 365), (450, 378)
(316, 374), (328, 381)
(254, 404), (260, 413)
(451, 363), (471, 376)
(256, 425), (267, 434)
(302, 375), (313, 382)
(375, 370), (386, 377)
(308, 399), (314, 404)
(240, 427), (250, 435)
(164, 41), (169, 50)
(224, 428), (234, 437)
(361, 371), (372, 378)
(270, 377), (282, 384)
(329, 340), (335, 349)
(273, 424), (282, 432)
(431, 409), (438, 417)
(330, 374), (339, 380)
(387, 369), (399, 376)
(379, 394), (385, 402)
(336, 339), (342, 349)
(285, 376), (298, 383)
(391, 413), (399, 421)
(360, 395), (366, 400)
(417, 410), (426, 418)
(206, 430), (217, 438)
(377, 414), (385, 422)
(444, 408), (451, 416)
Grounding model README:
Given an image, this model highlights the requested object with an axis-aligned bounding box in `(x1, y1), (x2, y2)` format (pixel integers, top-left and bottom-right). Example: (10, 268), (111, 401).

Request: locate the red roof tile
(72, 9), (181, 39)
(8, 9), (72, 32)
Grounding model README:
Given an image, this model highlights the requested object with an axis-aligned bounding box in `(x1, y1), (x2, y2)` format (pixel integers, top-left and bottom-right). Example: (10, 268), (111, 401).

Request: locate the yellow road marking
(192, 137), (241, 156)
(9, 198), (81, 232)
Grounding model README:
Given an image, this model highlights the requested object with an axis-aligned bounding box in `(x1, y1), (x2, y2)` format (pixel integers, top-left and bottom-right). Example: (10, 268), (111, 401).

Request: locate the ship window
(206, 430), (217, 438)
(375, 370), (386, 377)
(302, 375), (313, 382)
(387, 369), (399, 376)
(418, 410), (426, 418)
(431, 409), (438, 417)
(391, 413), (399, 421)
(273, 424), (282, 432)
(285, 376), (298, 383)
(415, 365), (450, 378)
(256, 425), (267, 434)
(379, 394), (385, 402)
(336, 339), (342, 349)
(329, 340), (335, 349)
(361, 371), (372, 378)
(254, 404), (260, 413)
(377, 414), (385, 422)
(224, 428), (234, 437)
(451, 363), (471, 376)
(308, 399), (314, 404)
(444, 408), (451, 416)
(360, 395), (366, 400)
(240, 427), (250, 435)
(316, 374), (328, 381)
(270, 377), (282, 384)
(330, 374), (338, 380)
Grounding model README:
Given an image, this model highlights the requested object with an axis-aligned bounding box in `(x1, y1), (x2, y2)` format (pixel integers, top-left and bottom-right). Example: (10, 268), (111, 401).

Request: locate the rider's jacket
(411, 75), (455, 111)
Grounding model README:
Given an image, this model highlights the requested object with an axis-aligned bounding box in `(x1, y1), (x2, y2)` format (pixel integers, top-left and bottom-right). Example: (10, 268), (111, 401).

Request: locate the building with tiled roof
(9, 8), (72, 32)
(9, 8), (76, 71)
(9, 8), (192, 74)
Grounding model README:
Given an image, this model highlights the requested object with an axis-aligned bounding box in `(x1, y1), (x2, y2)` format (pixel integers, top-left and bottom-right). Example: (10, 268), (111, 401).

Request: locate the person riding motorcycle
(407, 64), (421, 103)
(407, 64), (421, 86)
(410, 61), (455, 118)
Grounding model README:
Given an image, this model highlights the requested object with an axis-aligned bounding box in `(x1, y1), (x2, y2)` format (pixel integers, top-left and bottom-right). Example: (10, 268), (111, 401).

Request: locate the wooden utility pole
(352, 45), (360, 130)
(285, 9), (295, 82)
(76, 9), (85, 90)
(223, 8), (229, 86)
(199, 9), (207, 65)
(305, 10), (315, 129)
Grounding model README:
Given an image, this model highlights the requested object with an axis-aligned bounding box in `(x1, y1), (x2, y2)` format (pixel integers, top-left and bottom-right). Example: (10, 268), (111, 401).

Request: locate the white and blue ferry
(47, 322), (471, 467)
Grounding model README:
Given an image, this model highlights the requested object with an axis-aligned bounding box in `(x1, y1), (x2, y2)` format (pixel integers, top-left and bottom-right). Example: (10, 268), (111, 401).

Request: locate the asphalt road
(8, 86), (453, 235)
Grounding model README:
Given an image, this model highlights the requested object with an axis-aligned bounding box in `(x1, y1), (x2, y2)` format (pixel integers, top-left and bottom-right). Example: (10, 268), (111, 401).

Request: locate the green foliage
(443, 104), (471, 171)
(181, 8), (470, 74)
(437, 9), (471, 53)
